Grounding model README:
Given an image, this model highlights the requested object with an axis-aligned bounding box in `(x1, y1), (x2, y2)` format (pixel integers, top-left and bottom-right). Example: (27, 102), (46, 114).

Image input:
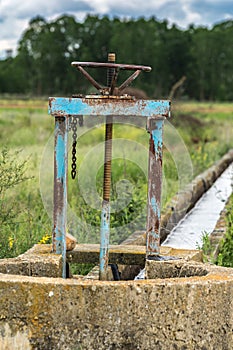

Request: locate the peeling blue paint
(55, 235), (62, 241)
(56, 134), (65, 180)
(53, 117), (68, 278)
(148, 232), (159, 252)
(49, 98), (170, 118)
(99, 202), (110, 280)
(151, 197), (161, 219)
(151, 119), (164, 159)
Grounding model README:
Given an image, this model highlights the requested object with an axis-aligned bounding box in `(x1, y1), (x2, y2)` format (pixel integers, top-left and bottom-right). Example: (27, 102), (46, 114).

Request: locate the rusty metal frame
(71, 62), (151, 96)
(49, 97), (170, 279)
(49, 97), (170, 118)
(146, 118), (164, 257)
(71, 61), (151, 72)
(53, 116), (68, 278)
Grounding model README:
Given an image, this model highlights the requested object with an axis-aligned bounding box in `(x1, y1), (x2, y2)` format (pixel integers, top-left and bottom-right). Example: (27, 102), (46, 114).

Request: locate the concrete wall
(1, 262), (233, 350)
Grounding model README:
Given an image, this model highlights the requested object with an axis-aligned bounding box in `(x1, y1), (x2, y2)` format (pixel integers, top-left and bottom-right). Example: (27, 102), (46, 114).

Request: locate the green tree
(0, 15), (233, 100)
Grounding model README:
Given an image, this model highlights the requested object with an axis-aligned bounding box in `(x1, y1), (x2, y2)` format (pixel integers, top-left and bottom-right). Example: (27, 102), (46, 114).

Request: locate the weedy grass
(0, 99), (232, 259)
(217, 194), (233, 267)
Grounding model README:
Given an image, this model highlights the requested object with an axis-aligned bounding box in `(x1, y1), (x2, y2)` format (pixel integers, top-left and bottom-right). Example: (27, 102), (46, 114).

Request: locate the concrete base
(0, 244), (203, 280)
(0, 244), (62, 277)
(0, 247), (233, 349)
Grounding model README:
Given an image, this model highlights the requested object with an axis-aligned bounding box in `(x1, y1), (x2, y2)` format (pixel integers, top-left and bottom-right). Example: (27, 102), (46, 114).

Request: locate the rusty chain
(71, 116), (78, 179)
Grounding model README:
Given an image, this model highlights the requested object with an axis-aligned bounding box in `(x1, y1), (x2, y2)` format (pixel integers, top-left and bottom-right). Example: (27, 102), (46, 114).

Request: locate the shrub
(0, 148), (29, 258)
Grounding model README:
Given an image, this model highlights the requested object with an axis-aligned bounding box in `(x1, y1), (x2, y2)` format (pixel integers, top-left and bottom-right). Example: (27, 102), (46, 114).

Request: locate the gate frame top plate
(49, 97), (170, 118)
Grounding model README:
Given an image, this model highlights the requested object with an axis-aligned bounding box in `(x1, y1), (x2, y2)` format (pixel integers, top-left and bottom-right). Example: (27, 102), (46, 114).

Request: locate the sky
(0, 0), (232, 59)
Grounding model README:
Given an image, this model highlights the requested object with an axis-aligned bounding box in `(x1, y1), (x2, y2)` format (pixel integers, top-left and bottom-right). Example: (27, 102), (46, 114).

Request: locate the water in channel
(162, 163), (233, 250)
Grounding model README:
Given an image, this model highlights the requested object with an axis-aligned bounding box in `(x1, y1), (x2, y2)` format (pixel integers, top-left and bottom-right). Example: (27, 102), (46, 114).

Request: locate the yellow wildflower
(8, 237), (14, 249)
(38, 234), (52, 244)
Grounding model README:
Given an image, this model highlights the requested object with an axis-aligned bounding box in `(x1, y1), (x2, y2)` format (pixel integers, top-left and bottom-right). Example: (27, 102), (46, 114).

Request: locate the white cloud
(179, 0), (202, 27)
(0, 15), (28, 57)
(0, 0), (92, 57)
(81, 0), (110, 13)
(0, 0), (232, 59)
(223, 13), (233, 20)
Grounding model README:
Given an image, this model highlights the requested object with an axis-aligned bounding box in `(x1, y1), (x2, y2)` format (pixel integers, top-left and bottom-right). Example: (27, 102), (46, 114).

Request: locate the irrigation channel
(135, 162), (233, 280)
(162, 162), (233, 250)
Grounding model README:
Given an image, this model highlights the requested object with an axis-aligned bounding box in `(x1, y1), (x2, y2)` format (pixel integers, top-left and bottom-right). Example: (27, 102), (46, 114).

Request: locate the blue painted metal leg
(146, 118), (164, 257)
(99, 116), (112, 280)
(53, 116), (68, 278)
(99, 200), (110, 280)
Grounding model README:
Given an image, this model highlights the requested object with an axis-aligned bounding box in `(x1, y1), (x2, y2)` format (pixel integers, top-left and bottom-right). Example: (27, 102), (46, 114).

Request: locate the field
(0, 98), (233, 259)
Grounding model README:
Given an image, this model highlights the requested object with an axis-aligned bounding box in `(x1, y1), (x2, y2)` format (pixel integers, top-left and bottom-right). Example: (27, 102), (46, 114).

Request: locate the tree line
(0, 15), (232, 100)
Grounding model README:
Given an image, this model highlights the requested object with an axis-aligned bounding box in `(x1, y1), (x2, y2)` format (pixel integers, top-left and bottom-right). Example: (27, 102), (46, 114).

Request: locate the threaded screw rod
(99, 53), (116, 280)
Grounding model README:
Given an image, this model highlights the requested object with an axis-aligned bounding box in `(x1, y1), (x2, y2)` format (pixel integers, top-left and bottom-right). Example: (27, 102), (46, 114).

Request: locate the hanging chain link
(71, 116), (78, 179)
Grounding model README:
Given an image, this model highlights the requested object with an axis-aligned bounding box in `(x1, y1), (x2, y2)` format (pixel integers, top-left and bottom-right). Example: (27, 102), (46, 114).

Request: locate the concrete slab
(0, 262), (233, 349)
(0, 244), (203, 279)
(67, 244), (203, 266)
(0, 245), (62, 277)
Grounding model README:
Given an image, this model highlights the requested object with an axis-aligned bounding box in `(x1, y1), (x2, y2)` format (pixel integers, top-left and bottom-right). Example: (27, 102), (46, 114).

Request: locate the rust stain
(84, 96), (135, 107)
(48, 97), (55, 109)
(71, 61), (152, 72)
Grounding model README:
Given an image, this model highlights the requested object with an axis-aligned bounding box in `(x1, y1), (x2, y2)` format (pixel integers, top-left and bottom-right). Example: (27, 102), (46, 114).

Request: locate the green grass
(0, 99), (232, 258)
(70, 263), (96, 276)
(217, 194), (233, 267)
